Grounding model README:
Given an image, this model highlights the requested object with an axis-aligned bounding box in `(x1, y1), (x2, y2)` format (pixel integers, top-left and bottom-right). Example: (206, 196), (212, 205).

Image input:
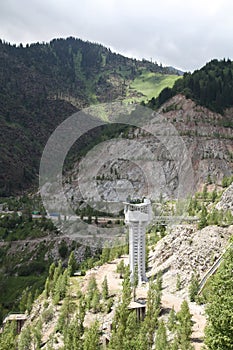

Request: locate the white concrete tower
(124, 198), (152, 284)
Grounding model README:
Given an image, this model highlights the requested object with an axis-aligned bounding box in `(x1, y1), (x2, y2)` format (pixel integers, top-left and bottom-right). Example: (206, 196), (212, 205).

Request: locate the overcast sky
(1, 0), (233, 71)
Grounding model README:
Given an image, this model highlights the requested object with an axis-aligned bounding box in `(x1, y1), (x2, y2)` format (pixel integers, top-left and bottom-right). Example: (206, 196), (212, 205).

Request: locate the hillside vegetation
(0, 180), (232, 349)
(0, 37), (180, 196)
(149, 58), (233, 118)
(126, 72), (180, 102)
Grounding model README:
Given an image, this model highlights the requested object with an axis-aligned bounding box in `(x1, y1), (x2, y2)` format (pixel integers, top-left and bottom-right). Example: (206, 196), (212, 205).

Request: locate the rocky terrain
(148, 224), (233, 297)
(216, 182), (233, 213)
(61, 95), (233, 211)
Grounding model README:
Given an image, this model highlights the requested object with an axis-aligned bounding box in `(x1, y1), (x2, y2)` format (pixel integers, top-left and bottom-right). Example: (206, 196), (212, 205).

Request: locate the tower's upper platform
(124, 198), (152, 223)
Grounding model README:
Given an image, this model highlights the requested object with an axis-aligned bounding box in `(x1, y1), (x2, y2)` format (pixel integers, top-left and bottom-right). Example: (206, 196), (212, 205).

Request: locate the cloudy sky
(1, 0), (233, 71)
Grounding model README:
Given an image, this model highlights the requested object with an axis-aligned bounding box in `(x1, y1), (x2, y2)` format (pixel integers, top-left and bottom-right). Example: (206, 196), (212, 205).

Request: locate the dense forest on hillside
(149, 59), (233, 116)
(0, 37), (179, 196)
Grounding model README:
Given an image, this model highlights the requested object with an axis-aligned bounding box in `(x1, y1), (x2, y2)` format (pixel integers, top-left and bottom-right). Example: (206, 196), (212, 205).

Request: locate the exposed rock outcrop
(216, 183), (233, 213)
(148, 224), (233, 296)
(64, 95), (233, 206)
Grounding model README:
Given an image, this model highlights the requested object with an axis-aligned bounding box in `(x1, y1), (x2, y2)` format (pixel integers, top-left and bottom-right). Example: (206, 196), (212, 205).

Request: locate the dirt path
(81, 255), (129, 294)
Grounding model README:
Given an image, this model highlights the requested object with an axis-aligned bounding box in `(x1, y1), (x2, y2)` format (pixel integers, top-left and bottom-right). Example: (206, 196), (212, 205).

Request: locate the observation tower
(124, 198), (152, 284)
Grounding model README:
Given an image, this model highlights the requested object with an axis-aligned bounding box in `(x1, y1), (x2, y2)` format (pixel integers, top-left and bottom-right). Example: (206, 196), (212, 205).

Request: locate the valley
(0, 37), (232, 349)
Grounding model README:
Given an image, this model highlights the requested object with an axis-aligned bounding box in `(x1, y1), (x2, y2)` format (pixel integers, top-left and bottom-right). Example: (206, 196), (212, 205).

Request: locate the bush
(58, 241), (68, 258)
(42, 306), (54, 323)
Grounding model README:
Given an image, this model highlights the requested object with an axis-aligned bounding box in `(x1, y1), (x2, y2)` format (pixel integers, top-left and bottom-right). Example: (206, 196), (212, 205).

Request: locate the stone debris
(148, 224), (233, 297)
(216, 182), (233, 214)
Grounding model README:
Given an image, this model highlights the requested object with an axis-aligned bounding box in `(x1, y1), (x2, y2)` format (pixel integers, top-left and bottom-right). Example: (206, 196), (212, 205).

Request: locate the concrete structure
(128, 300), (146, 321)
(124, 198), (152, 284)
(3, 313), (27, 334)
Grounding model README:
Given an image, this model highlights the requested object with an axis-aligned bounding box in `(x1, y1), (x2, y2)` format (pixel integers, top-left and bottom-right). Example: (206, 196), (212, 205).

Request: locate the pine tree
(136, 324), (149, 350)
(26, 291), (33, 313)
(109, 266), (131, 349)
(56, 296), (75, 333)
(0, 321), (17, 350)
(211, 188), (217, 202)
(143, 274), (162, 348)
(116, 259), (125, 278)
(101, 275), (109, 300)
(48, 262), (56, 281)
(101, 246), (110, 264)
(63, 296), (86, 350)
(91, 290), (100, 313)
(189, 274), (199, 302)
(176, 300), (193, 350)
(155, 320), (169, 350)
(18, 324), (32, 350)
(198, 205), (208, 229)
(204, 248), (233, 349)
(122, 311), (140, 349)
(19, 288), (29, 312)
(202, 184), (208, 200)
(167, 307), (177, 332)
(45, 277), (50, 298)
(53, 270), (68, 305)
(86, 275), (98, 309)
(68, 251), (76, 276)
(31, 320), (42, 350)
(83, 321), (100, 350)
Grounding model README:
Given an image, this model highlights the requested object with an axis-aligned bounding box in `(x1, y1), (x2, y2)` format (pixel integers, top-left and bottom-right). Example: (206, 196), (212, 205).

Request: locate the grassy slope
(126, 72), (181, 102)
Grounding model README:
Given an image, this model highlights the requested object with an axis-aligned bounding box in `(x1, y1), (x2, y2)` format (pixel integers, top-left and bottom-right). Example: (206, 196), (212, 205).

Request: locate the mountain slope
(0, 37), (180, 196)
(150, 58), (233, 117)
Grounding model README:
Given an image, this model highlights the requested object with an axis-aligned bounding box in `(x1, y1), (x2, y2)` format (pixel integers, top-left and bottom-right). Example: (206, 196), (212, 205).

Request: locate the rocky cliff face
(63, 95), (232, 209)
(160, 95), (232, 190)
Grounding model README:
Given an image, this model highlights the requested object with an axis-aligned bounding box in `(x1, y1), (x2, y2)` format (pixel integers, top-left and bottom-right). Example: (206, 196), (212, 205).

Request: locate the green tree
(63, 296), (86, 350)
(48, 262), (56, 281)
(167, 307), (177, 332)
(26, 291), (33, 313)
(86, 275), (98, 309)
(189, 274), (199, 302)
(122, 311), (140, 349)
(53, 269), (68, 304)
(45, 277), (50, 298)
(109, 266), (131, 349)
(19, 288), (29, 312)
(155, 320), (169, 350)
(18, 324), (31, 350)
(225, 209), (233, 226)
(83, 321), (100, 350)
(204, 248), (233, 350)
(143, 274), (162, 348)
(0, 321), (17, 350)
(198, 205), (208, 229)
(56, 296), (75, 333)
(202, 184), (208, 200)
(31, 320), (42, 350)
(211, 188), (217, 202)
(116, 259), (125, 278)
(68, 251), (76, 276)
(101, 275), (109, 300)
(101, 246), (110, 263)
(176, 300), (193, 350)
(91, 289), (100, 313)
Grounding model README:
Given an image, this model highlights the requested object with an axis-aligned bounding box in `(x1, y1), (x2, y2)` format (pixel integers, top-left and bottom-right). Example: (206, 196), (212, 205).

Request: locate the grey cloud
(0, 0), (233, 71)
